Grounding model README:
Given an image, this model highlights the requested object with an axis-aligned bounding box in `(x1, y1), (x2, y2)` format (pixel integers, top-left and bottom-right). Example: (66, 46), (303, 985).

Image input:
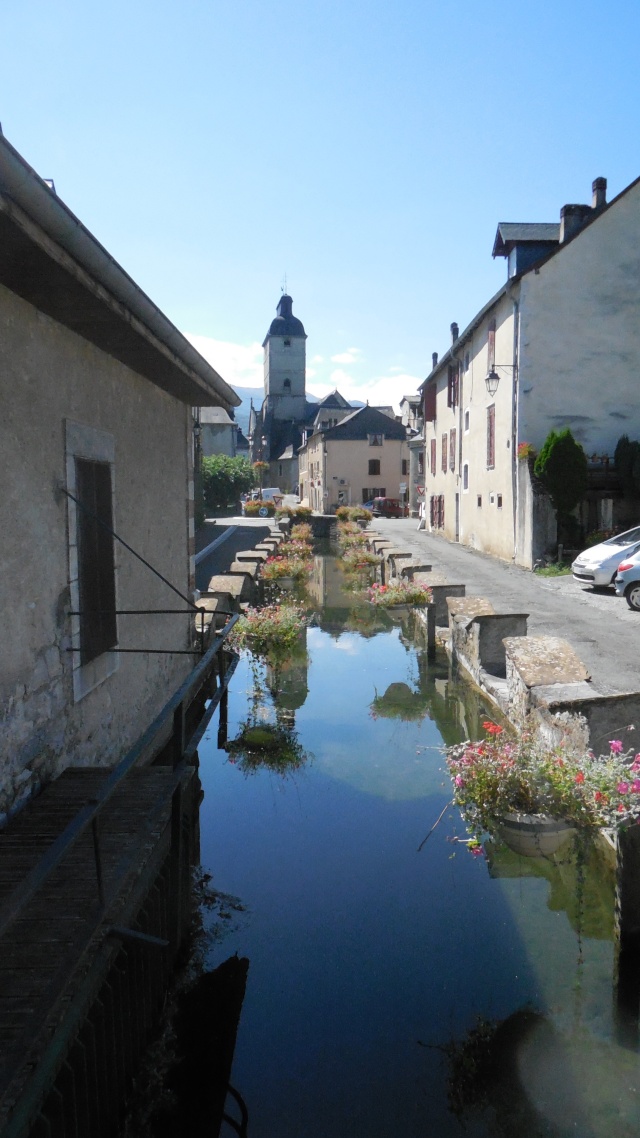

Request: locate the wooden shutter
(441, 434), (448, 473)
(449, 429), (456, 472)
(430, 439), (436, 476)
(487, 405), (496, 469)
(424, 382), (437, 422)
(76, 458), (117, 665)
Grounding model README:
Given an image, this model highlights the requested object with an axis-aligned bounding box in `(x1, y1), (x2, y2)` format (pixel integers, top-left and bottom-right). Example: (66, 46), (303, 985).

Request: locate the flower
(446, 728), (640, 853)
(610, 740), (624, 754)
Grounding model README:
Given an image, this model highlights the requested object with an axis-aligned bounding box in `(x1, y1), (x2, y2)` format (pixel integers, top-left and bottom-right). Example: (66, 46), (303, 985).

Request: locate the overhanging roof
(0, 133), (239, 409)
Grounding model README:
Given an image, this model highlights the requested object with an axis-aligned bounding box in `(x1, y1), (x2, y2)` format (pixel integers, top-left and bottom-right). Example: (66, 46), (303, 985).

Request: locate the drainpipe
(511, 299), (520, 562)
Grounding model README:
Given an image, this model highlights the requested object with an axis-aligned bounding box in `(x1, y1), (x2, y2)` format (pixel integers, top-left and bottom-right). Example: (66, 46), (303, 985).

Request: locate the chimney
(592, 177), (607, 210)
(432, 352), (438, 370)
(450, 322), (459, 344)
(559, 203), (592, 243)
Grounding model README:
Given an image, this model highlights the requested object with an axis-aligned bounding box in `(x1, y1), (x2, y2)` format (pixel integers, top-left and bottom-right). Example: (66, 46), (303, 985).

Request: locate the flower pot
(276, 576), (295, 589)
(497, 812), (575, 858)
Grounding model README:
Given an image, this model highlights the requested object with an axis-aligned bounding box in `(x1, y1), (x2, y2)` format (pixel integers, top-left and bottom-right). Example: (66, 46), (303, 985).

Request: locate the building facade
(420, 175), (640, 566)
(299, 405), (409, 513)
(0, 133), (239, 817)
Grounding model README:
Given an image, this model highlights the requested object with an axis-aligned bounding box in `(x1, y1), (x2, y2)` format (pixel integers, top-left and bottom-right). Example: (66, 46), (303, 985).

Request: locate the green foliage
(614, 435), (640, 497)
(533, 428), (588, 518)
(201, 454), (255, 510)
(533, 563), (572, 577)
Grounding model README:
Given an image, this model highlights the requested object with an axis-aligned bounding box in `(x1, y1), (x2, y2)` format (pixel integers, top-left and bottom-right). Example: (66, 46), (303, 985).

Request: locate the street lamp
(485, 363), (517, 398)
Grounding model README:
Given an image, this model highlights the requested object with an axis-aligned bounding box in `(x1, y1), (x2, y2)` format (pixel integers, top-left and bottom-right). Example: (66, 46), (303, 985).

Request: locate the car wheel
(625, 582), (640, 611)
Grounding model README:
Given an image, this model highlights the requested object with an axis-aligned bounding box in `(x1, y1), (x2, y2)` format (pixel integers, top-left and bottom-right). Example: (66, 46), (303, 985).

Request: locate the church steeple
(262, 294), (307, 421)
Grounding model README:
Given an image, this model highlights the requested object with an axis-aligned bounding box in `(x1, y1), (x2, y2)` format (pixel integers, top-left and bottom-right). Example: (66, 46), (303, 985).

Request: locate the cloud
(330, 347), (362, 364)
(310, 354), (324, 364)
(185, 333), (263, 388)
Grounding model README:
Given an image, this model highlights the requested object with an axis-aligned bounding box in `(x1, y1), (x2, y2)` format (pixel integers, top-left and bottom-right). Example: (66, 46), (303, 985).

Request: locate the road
(371, 518), (639, 698)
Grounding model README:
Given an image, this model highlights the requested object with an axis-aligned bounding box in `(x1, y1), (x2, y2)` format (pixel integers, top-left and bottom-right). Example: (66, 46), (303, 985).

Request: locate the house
(298, 404), (409, 512)
(0, 132), (240, 817)
(199, 405), (241, 457)
(399, 394), (425, 516)
(420, 176), (640, 566)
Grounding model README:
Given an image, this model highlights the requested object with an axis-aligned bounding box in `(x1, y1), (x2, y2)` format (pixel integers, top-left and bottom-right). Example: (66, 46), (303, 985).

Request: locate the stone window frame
(65, 420), (119, 703)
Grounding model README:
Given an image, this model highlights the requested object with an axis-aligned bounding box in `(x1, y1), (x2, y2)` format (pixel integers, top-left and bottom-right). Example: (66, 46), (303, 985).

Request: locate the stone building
(0, 133), (239, 817)
(248, 293), (318, 492)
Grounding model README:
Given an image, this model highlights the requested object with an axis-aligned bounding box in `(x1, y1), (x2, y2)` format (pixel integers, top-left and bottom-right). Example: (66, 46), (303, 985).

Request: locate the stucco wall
(518, 182), (640, 455)
(0, 284), (193, 817)
(425, 292), (517, 561)
(264, 335), (306, 421)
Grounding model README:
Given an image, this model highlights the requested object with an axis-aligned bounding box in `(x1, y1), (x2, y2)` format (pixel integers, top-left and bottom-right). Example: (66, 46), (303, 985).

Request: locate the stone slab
(447, 596), (493, 624)
(206, 574), (252, 603)
(503, 636), (590, 688)
(399, 561), (433, 579)
(229, 560), (259, 579)
(234, 550), (269, 563)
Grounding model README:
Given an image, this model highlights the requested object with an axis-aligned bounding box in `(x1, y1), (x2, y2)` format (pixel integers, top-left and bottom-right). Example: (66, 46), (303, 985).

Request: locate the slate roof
(262, 294), (306, 344)
(318, 404), (406, 441)
(492, 222), (560, 257)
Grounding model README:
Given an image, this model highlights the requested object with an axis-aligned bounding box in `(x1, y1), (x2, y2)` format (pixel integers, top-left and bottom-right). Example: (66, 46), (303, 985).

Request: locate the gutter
(0, 132), (239, 409)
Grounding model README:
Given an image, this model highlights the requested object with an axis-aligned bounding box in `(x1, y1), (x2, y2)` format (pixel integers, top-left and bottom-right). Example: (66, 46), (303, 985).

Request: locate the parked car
(371, 497), (405, 518)
(571, 525), (640, 587)
(362, 500), (375, 511)
(614, 550), (640, 609)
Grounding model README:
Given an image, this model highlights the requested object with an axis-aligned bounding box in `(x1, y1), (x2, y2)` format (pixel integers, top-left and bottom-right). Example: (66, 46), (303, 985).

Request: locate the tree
(201, 454), (256, 512)
(534, 428), (588, 541)
(614, 435), (640, 498)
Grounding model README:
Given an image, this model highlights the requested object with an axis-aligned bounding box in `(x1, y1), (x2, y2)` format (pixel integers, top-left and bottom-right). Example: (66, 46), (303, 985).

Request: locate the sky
(2, 0), (640, 412)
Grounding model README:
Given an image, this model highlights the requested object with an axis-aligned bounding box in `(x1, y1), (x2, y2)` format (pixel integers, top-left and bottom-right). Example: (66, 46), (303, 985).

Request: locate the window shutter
(424, 382), (437, 422)
(487, 405), (496, 469)
(449, 429), (456, 472)
(76, 458), (117, 665)
(430, 439), (436, 476)
(441, 434), (448, 473)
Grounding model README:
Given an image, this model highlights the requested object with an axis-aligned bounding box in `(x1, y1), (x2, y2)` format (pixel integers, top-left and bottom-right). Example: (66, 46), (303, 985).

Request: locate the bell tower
(262, 294), (307, 421)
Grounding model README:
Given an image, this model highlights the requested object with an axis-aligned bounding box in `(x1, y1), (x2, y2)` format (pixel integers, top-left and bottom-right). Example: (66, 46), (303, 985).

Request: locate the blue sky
(2, 0), (639, 410)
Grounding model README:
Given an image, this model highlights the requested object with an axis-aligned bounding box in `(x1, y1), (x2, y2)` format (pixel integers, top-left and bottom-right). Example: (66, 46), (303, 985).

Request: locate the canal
(190, 555), (637, 1137)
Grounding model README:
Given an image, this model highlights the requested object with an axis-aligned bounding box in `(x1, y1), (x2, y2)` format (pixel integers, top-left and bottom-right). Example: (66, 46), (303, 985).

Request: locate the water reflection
(193, 551), (640, 1137)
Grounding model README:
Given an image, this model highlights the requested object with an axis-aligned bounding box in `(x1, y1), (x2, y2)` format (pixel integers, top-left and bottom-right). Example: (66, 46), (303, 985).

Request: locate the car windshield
(603, 526), (640, 546)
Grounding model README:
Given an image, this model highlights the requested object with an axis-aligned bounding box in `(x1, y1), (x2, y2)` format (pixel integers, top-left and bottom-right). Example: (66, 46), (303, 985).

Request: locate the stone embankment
(364, 525), (640, 752)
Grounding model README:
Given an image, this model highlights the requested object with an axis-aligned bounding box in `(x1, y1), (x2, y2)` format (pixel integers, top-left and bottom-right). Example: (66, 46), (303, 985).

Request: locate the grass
(533, 562), (572, 577)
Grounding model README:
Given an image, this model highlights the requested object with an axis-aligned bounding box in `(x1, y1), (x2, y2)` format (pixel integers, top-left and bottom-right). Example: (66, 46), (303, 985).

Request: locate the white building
(420, 176), (640, 566)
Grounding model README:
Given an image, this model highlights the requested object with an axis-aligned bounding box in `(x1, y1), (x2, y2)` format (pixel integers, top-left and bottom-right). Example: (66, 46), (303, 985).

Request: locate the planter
(497, 812), (575, 858)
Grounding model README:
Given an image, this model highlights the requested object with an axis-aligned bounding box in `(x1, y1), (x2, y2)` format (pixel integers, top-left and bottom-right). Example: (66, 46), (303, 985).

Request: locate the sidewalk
(371, 518), (640, 699)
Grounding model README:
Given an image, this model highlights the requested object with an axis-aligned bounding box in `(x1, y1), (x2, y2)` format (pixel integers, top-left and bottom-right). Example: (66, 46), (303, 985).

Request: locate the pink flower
(632, 780), (640, 793)
(610, 740), (624, 754)
(632, 756), (640, 771)
(454, 776), (465, 787)
(618, 782), (630, 795)
(470, 845), (484, 858)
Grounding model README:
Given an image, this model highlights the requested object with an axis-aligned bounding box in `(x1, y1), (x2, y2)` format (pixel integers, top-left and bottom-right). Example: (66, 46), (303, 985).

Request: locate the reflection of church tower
(263, 294), (307, 422)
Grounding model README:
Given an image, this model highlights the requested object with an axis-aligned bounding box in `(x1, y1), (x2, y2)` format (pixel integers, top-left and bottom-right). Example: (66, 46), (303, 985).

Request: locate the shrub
(229, 601), (306, 655)
(290, 522), (313, 542)
(534, 428), (588, 519)
(614, 435), (640, 498)
(201, 454), (256, 510)
(261, 553), (313, 581)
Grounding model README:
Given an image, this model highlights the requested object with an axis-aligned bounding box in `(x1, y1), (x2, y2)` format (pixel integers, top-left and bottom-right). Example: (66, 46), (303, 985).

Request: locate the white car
(615, 550), (640, 610)
(571, 525), (640, 588)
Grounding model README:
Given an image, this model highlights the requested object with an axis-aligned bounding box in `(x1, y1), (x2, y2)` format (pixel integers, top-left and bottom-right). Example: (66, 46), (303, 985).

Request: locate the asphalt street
(372, 517), (639, 698)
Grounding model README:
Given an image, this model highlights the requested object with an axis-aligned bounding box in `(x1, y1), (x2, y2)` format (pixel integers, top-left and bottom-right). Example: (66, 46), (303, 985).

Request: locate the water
(195, 561), (639, 1137)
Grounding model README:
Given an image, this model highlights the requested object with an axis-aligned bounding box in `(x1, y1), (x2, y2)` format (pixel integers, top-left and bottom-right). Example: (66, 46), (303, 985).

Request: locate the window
(477, 495), (482, 508)
(368, 433), (384, 446)
(497, 494), (503, 509)
(464, 409), (470, 432)
(283, 378), (291, 391)
(487, 404), (496, 469)
(76, 459), (117, 665)
(284, 338), (291, 347)
(430, 438), (436, 476)
(449, 429), (456, 472)
(464, 351), (470, 372)
(418, 451), (424, 475)
(66, 420), (118, 701)
(424, 382), (437, 423)
(463, 463), (469, 490)
(447, 364), (459, 409)
(368, 459), (380, 476)
(430, 494), (445, 528)
(401, 459), (409, 476)
(278, 463), (283, 477)
(441, 434), (448, 473)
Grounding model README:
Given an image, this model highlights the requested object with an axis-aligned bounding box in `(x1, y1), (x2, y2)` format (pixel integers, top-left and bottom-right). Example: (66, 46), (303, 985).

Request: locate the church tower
(262, 294), (307, 421)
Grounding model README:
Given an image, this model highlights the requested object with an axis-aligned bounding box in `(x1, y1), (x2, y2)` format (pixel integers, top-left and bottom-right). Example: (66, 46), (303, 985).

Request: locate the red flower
(575, 771), (585, 784)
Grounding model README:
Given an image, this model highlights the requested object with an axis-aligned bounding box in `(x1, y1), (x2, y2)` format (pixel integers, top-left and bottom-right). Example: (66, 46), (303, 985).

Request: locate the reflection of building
(265, 630), (309, 717)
